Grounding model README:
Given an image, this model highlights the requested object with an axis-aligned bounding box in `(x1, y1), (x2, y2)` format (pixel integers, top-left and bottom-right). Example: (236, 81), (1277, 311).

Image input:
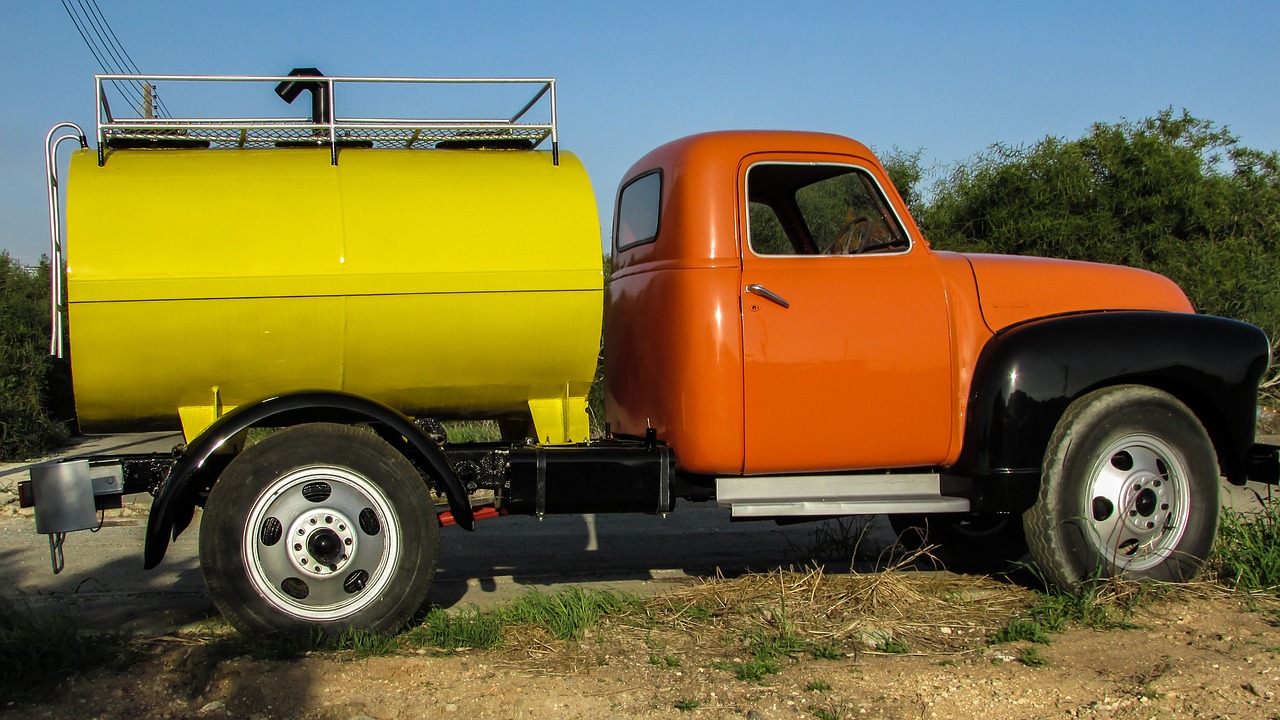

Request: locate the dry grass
(483, 558), (1260, 681)
(643, 560), (1033, 654)
(492, 559), (1042, 676)
(1258, 404), (1280, 436)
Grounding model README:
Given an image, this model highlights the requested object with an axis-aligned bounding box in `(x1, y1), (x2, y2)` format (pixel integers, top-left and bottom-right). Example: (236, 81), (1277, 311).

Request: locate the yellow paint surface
(65, 146), (602, 443)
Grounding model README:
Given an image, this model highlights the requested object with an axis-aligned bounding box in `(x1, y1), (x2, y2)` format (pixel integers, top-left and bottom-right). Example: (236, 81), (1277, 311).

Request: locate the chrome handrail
(44, 123), (87, 358)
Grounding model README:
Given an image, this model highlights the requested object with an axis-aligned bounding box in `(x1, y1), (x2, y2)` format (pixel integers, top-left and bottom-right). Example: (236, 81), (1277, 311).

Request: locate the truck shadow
(426, 507), (903, 609)
(1, 540), (211, 635)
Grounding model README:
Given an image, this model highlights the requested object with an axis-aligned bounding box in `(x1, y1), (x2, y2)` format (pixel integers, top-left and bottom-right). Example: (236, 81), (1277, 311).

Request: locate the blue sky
(1, 1), (1277, 263)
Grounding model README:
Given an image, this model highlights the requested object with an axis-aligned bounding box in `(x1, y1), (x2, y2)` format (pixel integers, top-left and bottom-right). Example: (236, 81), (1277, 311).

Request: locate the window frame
(744, 161), (913, 258)
(613, 169), (664, 253)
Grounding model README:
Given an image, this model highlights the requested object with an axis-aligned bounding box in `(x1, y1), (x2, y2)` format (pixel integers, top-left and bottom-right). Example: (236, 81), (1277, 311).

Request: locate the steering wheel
(834, 216), (871, 255)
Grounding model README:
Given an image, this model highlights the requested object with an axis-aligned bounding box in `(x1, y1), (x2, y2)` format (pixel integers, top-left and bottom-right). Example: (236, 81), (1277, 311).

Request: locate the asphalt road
(2, 496), (870, 635)
(1, 432), (884, 635)
(3, 431), (1274, 636)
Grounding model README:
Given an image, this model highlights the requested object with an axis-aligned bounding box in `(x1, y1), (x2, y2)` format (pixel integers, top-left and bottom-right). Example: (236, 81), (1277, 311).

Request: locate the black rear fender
(144, 391), (472, 569)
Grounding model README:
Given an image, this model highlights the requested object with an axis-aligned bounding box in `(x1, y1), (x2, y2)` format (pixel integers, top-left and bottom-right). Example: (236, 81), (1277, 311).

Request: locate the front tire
(1025, 386), (1219, 590)
(199, 423), (440, 635)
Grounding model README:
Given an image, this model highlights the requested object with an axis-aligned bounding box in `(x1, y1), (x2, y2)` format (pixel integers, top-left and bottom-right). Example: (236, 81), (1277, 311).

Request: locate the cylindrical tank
(65, 146), (602, 443)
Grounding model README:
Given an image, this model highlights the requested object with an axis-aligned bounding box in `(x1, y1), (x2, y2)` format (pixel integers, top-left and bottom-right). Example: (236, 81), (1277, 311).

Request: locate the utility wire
(61, 0), (138, 107)
(61, 0), (169, 118)
(79, 0), (171, 117)
(82, 0), (140, 72)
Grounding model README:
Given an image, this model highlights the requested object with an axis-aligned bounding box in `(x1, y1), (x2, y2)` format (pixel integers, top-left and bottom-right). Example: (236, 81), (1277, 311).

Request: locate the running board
(715, 473), (970, 518)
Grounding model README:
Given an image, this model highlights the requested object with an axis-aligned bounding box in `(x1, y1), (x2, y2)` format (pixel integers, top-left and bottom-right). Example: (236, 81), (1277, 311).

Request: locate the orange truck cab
(606, 129), (1272, 583)
(24, 75), (1277, 637)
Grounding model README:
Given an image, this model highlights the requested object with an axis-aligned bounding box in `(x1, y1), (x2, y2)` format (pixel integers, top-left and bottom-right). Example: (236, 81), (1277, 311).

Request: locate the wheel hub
(287, 508), (358, 576)
(1119, 474), (1171, 540)
(1085, 435), (1189, 571)
(307, 528), (343, 564)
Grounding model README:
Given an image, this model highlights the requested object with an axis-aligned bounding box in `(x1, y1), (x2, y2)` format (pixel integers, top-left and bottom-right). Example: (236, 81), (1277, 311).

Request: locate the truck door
(739, 157), (954, 474)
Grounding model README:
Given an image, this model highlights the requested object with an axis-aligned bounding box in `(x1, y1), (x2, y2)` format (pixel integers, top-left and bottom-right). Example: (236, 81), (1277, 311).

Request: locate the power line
(79, 0), (170, 116)
(60, 0), (169, 118)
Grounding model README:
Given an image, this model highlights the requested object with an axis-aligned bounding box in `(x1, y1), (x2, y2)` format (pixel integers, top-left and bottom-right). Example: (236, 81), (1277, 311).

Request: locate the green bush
(0, 253), (67, 460)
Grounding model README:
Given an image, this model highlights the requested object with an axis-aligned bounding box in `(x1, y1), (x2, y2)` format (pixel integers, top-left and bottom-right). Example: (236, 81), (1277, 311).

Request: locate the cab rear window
(614, 171), (662, 252)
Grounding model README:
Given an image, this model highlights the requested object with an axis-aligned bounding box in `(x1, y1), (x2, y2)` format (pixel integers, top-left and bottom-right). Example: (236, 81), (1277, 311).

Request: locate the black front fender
(144, 391), (474, 570)
(958, 312), (1270, 501)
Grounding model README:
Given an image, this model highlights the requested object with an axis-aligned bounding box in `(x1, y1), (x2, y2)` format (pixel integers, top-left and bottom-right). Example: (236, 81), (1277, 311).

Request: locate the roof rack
(94, 72), (558, 166)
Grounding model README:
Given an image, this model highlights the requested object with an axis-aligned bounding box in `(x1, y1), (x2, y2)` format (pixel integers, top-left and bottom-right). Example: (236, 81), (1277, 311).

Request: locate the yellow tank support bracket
(528, 388), (591, 445)
(178, 386), (234, 444)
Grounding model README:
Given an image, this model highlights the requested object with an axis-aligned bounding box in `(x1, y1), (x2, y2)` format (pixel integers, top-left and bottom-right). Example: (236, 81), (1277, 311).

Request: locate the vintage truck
(23, 71), (1278, 635)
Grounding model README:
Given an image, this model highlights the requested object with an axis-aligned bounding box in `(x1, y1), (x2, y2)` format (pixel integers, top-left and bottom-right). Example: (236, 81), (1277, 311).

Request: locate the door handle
(745, 284), (790, 309)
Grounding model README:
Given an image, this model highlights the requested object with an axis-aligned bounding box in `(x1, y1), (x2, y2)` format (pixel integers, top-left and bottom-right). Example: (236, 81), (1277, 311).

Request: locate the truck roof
(611, 129), (898, 274)
(622, 129), (878, 178)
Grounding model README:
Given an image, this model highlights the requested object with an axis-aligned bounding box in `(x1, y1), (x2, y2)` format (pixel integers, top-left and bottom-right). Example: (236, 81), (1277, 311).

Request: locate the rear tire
(199, 423), (439, 635)
(1024, 386), (1219, 591)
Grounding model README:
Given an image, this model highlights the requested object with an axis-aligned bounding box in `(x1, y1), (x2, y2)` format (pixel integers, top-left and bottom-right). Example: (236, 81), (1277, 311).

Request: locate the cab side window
(747, 163), (908, 256)
(615, 171), (662, 252)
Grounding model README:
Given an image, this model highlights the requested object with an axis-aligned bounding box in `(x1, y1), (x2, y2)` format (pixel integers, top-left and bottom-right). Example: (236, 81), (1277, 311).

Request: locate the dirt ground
(3, 570), (1279, 720)
(4, 428), (1279, 720)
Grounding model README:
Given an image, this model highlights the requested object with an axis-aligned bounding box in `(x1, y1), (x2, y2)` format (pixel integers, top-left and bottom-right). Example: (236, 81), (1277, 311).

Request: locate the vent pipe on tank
(274, 68), (330, 126)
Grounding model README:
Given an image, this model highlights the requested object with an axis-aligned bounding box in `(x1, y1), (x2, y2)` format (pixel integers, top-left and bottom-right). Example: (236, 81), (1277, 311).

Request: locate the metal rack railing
(94, 73), (558, 165)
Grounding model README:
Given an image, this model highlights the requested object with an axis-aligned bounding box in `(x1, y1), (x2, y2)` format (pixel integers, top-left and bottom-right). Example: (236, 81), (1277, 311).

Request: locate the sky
(1, 1), (1277, 264)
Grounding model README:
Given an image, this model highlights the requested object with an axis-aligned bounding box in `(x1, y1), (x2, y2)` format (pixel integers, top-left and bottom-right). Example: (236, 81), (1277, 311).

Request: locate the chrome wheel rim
(1083, 433), (1191, 572)
(242, 465), (401, 622)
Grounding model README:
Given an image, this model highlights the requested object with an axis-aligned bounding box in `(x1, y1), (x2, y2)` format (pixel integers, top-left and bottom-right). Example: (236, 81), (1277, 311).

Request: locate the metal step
(715, 473), (970, 518)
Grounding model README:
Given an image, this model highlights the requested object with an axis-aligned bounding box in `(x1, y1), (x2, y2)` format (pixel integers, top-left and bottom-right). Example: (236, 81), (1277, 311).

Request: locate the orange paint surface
(604, 131), (1195, 476)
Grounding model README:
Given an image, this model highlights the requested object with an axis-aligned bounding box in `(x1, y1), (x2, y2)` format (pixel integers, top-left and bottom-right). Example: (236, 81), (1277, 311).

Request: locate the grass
(649, 565), (1028, 681)
(808, 701), (851, 720)
(809, 643), (843, 660)
(15, 551), (1232, 705)
(989, 497), (1280, 650)
(403, 607), (504, 652)
(500, 587), (637, 641)
(401, 587), (638, 654)
(649, 653), (681, 668)
(15, 513), (1280, 711)
(715, 656), (781, 682)
(993, 577), (1141, 645)
(439, 420), (502, 443)
(1215, 500), (1280, 593)
(788, 516), (878, 567)
(205, 586), (636, 666)
(1018, 646), (1049, 667)
(210, 625), (401, 661)
(708, 586), (853, 682)
(874, 636), (910, 654)
(713, 610), (810, 682)
(0, 598), (139, 704)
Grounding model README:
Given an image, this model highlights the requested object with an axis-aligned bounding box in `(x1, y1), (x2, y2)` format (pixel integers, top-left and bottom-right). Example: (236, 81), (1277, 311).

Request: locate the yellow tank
(65, 146), (602, 444)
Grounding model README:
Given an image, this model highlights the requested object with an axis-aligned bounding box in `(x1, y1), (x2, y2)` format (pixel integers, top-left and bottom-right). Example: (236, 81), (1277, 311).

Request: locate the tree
(918, 110), (1280, 399)
(0, 253), (67, 459)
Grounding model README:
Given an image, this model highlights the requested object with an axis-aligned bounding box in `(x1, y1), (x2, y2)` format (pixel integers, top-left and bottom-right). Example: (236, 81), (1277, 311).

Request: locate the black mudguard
(143, 391), (473, 570)
(958, 311), (1270, 511)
